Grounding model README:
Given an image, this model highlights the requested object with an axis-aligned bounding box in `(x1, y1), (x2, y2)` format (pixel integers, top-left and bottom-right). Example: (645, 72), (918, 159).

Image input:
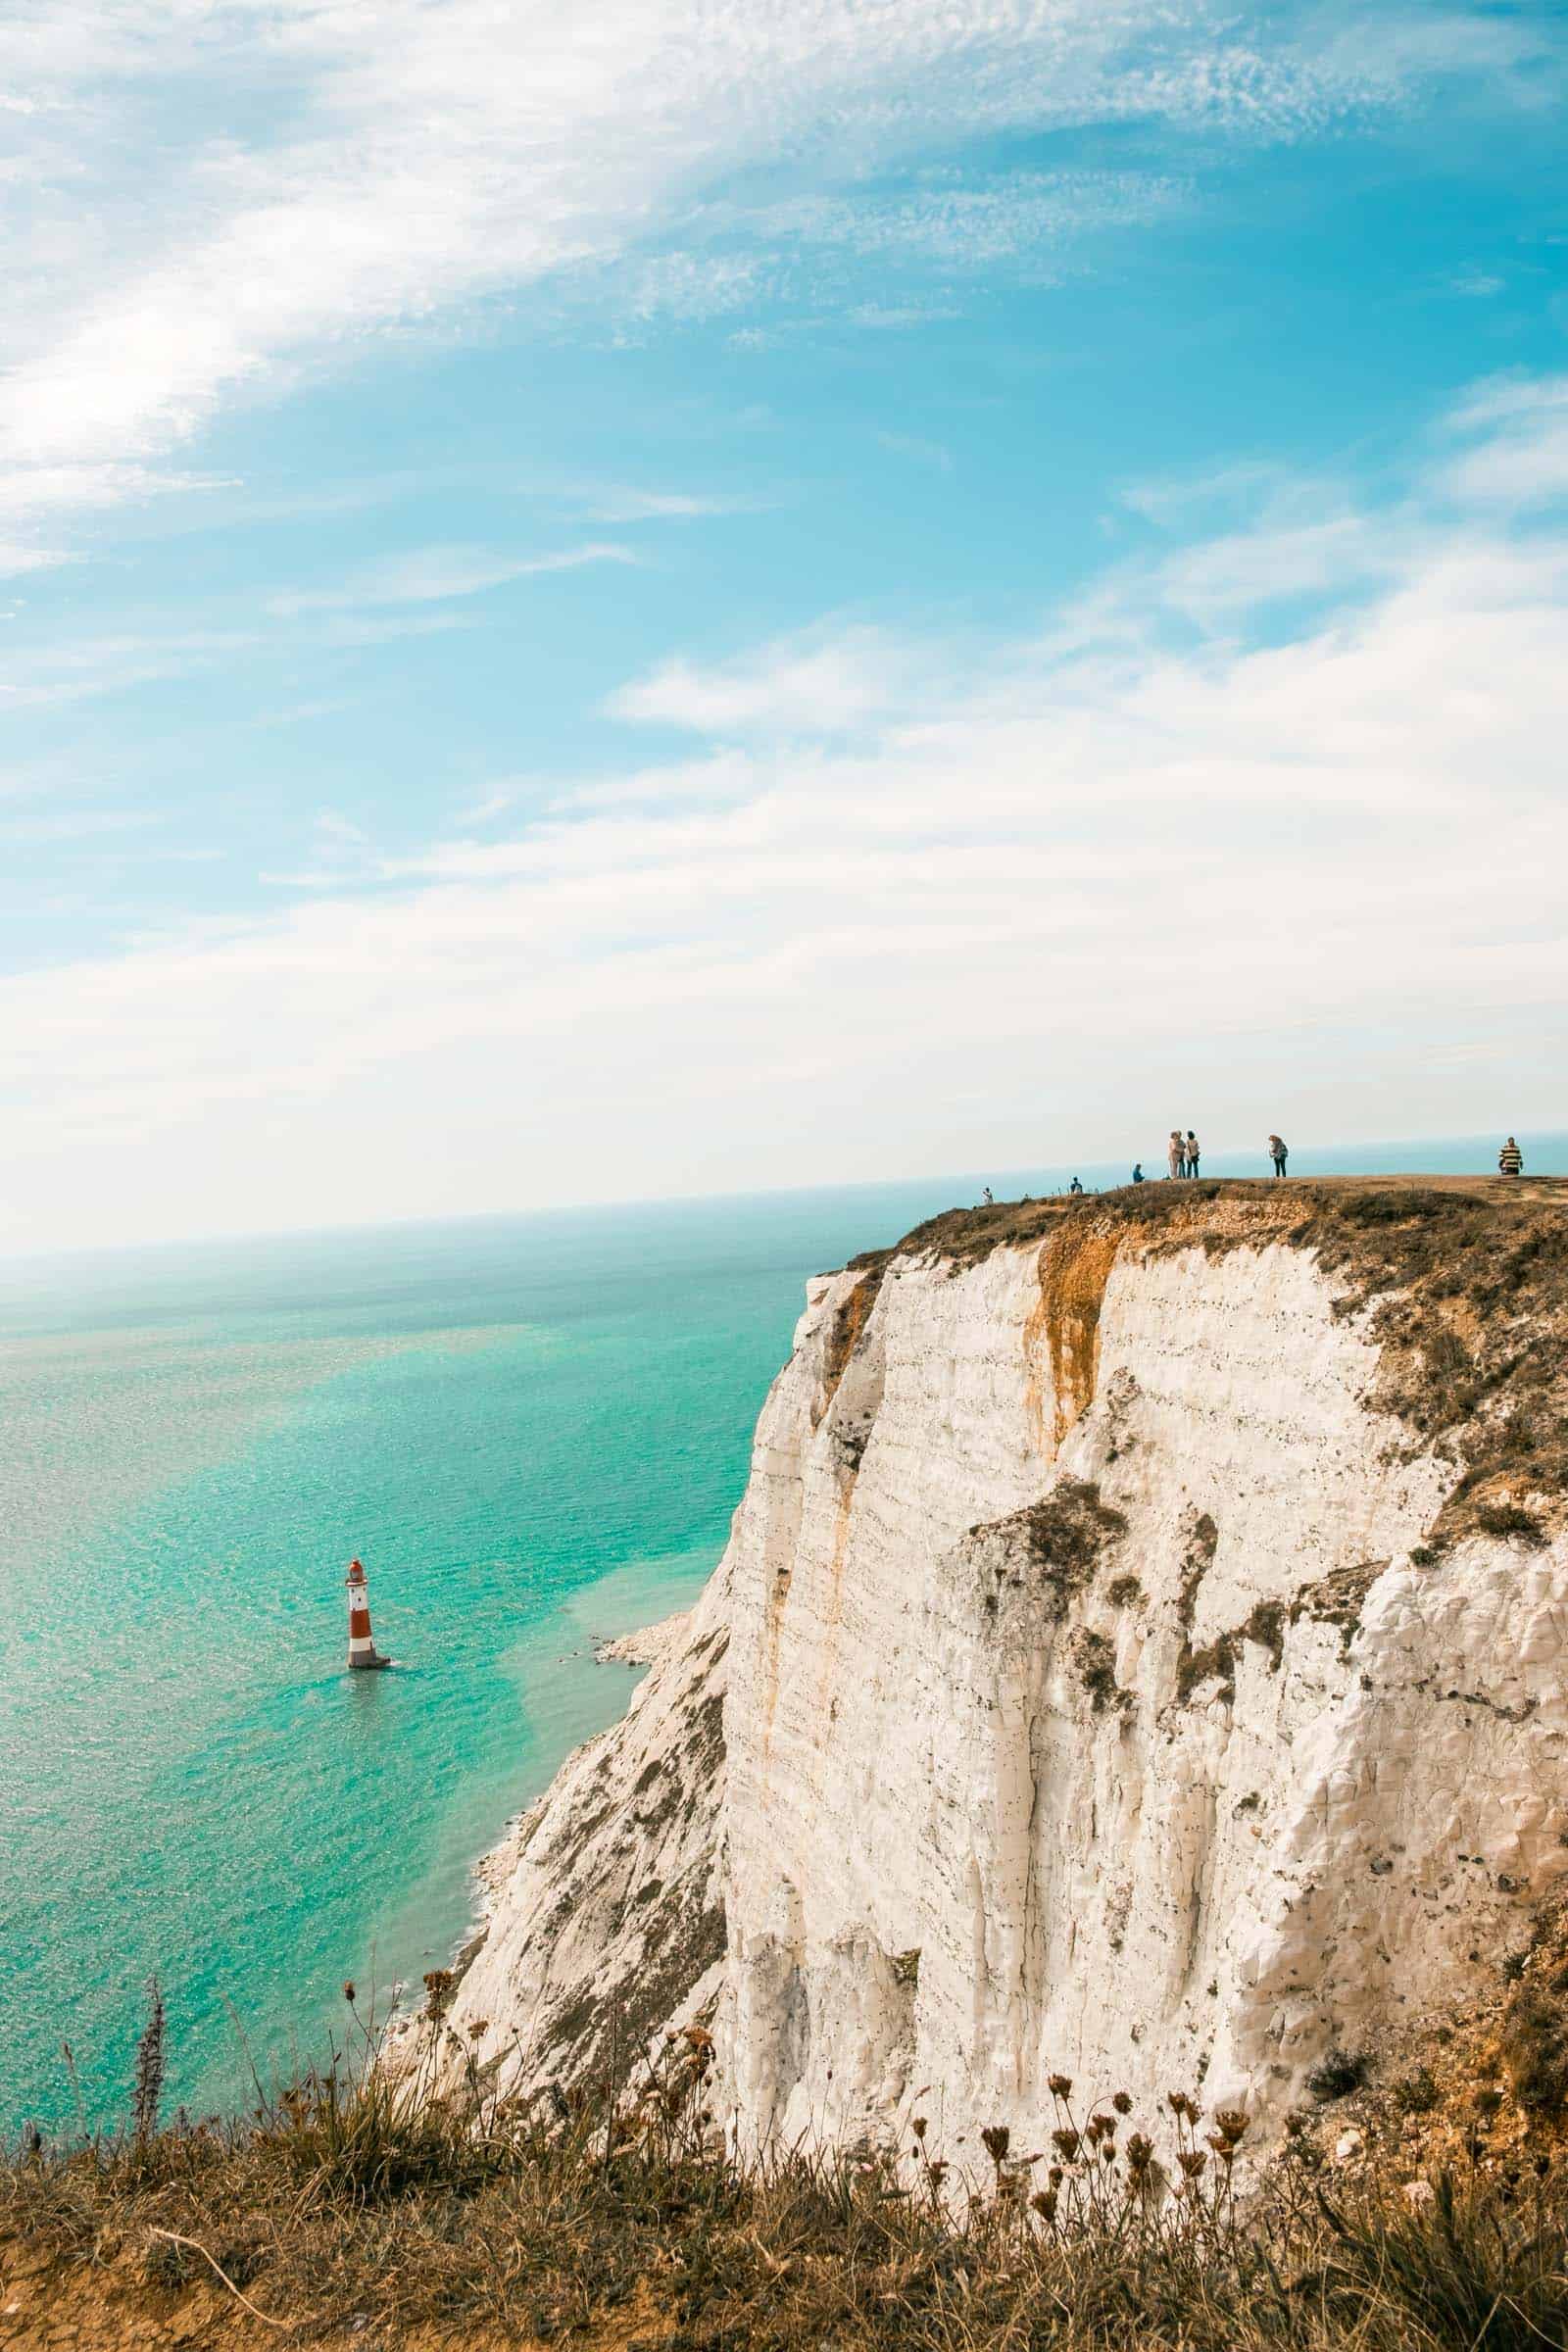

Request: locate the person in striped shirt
(1498, 1137), (1524, 1176)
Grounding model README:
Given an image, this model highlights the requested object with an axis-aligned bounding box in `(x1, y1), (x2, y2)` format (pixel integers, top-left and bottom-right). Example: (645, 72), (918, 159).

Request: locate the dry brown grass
(8, 2001), (1568, 2351)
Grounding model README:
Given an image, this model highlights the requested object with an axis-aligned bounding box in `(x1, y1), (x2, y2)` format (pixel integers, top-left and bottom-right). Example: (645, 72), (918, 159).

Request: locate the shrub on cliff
(1500, 1982), (1568, 2111)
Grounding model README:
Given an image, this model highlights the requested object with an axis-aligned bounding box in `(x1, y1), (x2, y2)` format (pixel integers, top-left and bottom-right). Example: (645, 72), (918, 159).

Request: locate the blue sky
(2, 2), (1566, 1250)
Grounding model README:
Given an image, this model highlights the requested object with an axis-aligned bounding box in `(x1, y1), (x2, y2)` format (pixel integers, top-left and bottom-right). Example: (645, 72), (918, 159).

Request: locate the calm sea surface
(2, 1136), (1562, 2132)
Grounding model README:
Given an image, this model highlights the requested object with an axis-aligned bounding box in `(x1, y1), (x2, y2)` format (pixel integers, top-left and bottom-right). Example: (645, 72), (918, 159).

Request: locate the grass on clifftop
(7, 1984), (1568, 2351)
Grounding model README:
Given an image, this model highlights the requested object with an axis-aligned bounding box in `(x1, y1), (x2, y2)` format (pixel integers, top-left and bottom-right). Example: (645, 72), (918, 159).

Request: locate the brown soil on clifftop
(897, 1173), (1567, 1270)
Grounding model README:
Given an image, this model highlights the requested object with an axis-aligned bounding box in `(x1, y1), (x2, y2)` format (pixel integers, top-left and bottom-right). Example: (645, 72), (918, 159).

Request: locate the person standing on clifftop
(1268, 1134), (1288, 1178)
(1498, 1137), (1524, 1176)
(1186, 1130), (1200, 1178)
(1167, 1131), (1183, 1179)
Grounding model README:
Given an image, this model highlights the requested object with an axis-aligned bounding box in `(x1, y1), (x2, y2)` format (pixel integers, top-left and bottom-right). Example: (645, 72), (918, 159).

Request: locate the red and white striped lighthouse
(345, 1557), (390, 1671)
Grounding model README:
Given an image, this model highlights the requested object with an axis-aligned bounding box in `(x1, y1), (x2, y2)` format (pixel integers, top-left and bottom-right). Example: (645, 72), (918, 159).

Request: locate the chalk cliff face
(444, 1577), (729, 2099)
(445, 1183), (1568, 2162)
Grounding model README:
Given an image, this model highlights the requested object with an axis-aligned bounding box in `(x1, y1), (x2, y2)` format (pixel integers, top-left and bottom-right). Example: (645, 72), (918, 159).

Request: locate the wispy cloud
(0, 808), (161, 848)
(608, 625), (927, 736)
(1440, 373), (1568, 508)
(751, 172), (1187, 270)
(0, 1), (1507, 541)
(585, 488), (768, 523)
(269, 541), (635, 617)
(0, 542), (72, 580)
(0, 627), (260, 710)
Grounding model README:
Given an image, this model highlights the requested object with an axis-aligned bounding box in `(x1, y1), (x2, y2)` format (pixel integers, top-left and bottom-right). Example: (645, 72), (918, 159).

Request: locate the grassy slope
(5, 1944), (1568, 2351)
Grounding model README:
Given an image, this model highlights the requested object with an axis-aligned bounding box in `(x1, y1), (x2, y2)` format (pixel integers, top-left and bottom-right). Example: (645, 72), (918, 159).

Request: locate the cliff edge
(434, 1177), (1568, 2165)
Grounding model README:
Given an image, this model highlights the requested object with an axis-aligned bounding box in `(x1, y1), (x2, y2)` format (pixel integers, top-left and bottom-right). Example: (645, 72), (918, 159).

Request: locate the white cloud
(0, 2), (1506, 536)
(585, 487), (766, 523)
(1441, 374), (1568, 508)
(3, 368), (1565, 1250)
(0, 542), (72, 579)
(1154, 511), (1394, 622)
(753, 172), (1187, 269)
(0, 625), (260, 710)
(608, 626), (925, 735)
(268, 540), (635, 616)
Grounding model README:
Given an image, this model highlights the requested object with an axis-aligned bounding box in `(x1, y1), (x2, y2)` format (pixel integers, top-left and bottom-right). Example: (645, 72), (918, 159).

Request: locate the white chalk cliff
(442, 1182), (1568, 2164)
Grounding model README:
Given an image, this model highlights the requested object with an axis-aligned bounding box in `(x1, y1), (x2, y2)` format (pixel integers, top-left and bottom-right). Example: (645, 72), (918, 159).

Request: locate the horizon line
(0, 1121), (1559, 1280)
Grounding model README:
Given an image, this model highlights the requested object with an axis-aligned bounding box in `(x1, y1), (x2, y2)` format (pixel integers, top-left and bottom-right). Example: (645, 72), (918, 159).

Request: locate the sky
(1, 1), (1565, 1253)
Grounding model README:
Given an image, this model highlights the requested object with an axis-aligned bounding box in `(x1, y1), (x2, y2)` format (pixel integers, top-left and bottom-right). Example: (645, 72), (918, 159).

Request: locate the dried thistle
(132, 1975), (166, 2146)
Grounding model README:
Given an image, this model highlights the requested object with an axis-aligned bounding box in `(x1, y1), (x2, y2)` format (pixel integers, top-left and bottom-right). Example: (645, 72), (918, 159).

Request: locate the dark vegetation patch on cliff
(1169, 1515), (1292, 1702)
(969, 1478), (1128, 1621)
(1177, 1512), (1219, 1629)
(1175, 1599), (1291, 1705)
(1071, 1626), (1135, 1716)
(1290, 1561), (1389, 1652)
(11, 1994), (1568, 2352)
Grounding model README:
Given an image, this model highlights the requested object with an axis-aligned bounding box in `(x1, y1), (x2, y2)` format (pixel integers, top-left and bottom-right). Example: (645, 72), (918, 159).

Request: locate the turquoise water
(2, 1136), (1561, 2134)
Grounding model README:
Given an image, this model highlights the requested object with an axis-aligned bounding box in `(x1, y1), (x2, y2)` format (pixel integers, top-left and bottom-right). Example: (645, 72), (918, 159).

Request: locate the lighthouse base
(349, 1650), (392, 1671)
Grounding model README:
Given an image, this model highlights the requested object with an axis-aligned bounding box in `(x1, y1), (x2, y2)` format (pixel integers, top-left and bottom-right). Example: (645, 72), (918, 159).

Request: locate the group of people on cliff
(1128, 1134), (1288, 1184)
(1164, 1129), (1203, 1179)
(1020, 1132), (1526, 1206)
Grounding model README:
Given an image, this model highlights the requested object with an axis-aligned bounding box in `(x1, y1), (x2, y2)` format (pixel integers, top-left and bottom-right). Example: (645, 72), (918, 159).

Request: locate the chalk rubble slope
(448, 1181), (1568, 2160)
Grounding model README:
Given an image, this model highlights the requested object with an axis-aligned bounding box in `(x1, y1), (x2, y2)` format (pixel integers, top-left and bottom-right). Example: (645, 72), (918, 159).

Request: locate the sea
(2, 1134), (1562, 2136)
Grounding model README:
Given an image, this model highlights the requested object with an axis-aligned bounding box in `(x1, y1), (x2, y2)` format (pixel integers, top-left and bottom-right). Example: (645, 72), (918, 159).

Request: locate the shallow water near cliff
(2, 1132), (1562, 2133)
